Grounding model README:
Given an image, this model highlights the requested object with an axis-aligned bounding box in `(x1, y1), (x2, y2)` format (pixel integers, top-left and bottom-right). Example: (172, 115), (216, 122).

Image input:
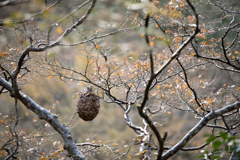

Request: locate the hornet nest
(77, 86), (100, 121)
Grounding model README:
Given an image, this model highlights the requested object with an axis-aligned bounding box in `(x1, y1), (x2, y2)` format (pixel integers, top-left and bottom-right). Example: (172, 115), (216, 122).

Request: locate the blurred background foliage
(0, 0), (240, 159)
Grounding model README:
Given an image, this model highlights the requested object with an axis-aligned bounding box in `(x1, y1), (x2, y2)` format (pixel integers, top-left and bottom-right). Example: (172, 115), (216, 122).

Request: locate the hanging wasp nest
(77, 86), (100, 121)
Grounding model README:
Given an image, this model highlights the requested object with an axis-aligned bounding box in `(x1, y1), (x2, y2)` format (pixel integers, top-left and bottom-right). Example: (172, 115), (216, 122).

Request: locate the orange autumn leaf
(0, 52), (8, 57)
(88, 59), (92, 64)
(56, 26), (63, 34)
(150, 41), (154, 47)
(95, 44), (99, 49)
(136, 61), (141, 68)
(47, 76), (52, 79)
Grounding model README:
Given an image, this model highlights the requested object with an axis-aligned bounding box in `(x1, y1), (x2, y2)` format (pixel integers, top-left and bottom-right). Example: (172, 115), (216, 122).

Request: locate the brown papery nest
(77, 86), (100, 121)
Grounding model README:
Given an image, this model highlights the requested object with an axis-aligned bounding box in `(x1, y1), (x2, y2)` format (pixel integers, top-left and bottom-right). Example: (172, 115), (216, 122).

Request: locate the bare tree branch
(162, 101), (240, 160)
(0, 77), (86, 160)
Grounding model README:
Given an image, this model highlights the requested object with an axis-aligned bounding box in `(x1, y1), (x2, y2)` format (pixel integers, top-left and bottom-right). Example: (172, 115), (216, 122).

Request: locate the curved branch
(12, 0), (97, 81)
(0, 77), (86, 160)
(0, 0), (28, 8)
(138, 0), (200, 159)
(19, 94), (86, 160)
(164, 142), (208, 151)
(162, 101), (240, 160)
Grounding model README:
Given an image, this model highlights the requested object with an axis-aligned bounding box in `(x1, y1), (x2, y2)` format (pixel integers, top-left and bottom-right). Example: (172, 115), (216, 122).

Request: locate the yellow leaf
(56, 26), (63, 35)
(95, 44), (99, 49)
(25, 113), (28, 116)
(146, 61), (150, 68)
(136, 61), (141, 68)
(2, 150), (6, 155)
(150, 41), (154, 47)
(3, 18), (12, 26)
(47, 76), (52, 79)
(88, 59), (92, 64)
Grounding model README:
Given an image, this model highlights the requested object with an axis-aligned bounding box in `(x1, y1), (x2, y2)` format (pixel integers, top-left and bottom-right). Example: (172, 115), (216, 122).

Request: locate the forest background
(0, 0), (240, 160)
